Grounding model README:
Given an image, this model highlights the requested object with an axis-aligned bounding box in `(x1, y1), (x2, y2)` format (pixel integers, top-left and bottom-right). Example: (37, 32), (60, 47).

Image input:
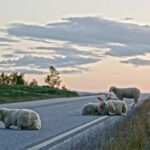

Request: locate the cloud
(105, 44), (150, 57)
(1, 16), (150, 74)
(0, 52), (93, 74)
(0, 37), (19, 43)
(2, 54), (16, 58)
(6, 17), (150, 46)
(0, 44), (101, 74)
(121, 58), (150, 66)
(25, 38), (52, 44)
(0, 68), (45, 75)
(35, 46), (101, 58)
(0, 53), (100, 71)
(0, 43), (12, 47)
(60, 67), (90, 74)
(124, 17), (133, 20)
(6, 17), (150, 57)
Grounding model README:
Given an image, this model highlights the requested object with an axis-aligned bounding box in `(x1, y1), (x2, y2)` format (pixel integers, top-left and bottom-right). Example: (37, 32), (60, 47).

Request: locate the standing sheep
(98, 100), (128, 116)
(0, 108), (41, 130)
(109, 86), (140, 108)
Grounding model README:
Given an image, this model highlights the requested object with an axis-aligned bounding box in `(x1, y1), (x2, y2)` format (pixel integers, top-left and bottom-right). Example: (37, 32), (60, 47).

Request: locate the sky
(0, 0), (150, 92)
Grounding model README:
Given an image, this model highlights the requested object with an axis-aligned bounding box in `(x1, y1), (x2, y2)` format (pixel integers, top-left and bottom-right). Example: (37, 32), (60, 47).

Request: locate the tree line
(0, 66), (62, 88)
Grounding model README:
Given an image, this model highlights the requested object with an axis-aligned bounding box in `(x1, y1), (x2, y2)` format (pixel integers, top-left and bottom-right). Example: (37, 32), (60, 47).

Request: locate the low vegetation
(0, 85), (78, 103)
(0, 66), (79, 103)
(103, 98), (150, 150)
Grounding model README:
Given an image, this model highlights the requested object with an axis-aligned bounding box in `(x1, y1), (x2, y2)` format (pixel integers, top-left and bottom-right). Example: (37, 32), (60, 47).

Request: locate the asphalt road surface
(0, 94), (149, 150)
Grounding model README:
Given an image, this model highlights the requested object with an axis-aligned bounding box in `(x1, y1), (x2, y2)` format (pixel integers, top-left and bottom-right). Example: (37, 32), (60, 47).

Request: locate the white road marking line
(127, 103), (134, 107)
(27, 116), (108, 150)
(28, 102), (134, 150)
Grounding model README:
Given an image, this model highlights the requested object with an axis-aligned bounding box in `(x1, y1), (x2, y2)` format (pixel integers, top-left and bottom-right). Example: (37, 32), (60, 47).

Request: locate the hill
(0, 85), (78, 103)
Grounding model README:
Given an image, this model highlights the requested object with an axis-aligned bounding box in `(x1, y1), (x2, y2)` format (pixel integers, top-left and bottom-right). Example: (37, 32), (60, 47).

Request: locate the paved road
(0, 94), (149, 150)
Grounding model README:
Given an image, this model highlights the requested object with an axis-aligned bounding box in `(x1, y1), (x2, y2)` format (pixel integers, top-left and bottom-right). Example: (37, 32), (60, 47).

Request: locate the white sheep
(0, 108), (41, 130)
(82, 92), (122, 116)
(98, 100), (128, 116)
(82, 103), (100, 115)
(109, 86), (140, 108)
(106, 92), (119, 100)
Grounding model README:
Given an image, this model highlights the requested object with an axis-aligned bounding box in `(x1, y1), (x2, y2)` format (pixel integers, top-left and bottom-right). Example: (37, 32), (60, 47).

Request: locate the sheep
(109, 86), (141, 108)
(0, 108), (41, 130)
(97, 92), (119, 102)
(106, 92), (119, 100)
(98, 100), (128, 116)
(82, 92), (122, 116)
(82, 102), (109, 116)
(82, 103), (99, 115)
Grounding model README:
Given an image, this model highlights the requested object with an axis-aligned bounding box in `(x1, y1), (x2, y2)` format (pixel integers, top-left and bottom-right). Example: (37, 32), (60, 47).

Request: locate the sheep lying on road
(82, 91), (129, 116)
(0, 108), (41, 130)
(109, 86), (140, 108)
(99, 100), (128, 116)
(82, 103), (99, 115)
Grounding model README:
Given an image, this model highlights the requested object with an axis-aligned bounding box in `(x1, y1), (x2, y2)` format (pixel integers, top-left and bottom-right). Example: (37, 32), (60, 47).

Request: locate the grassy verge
(0, 85), (78, 104)
(104, 98), (150, 150)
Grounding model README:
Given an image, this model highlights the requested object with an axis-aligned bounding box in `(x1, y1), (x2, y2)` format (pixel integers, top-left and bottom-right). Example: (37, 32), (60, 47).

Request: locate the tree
(9, 72), (26, 85)
(0, 72), (10, 85)
(61, 85), (67, 90)
(45, 66), (62, 88)
(30, 79), (38, 86)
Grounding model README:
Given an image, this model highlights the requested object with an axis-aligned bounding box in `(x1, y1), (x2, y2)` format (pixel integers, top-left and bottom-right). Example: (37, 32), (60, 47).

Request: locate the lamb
(0, 108), (41, 130)
(99, 100), (128, 116)
(109, 86), (141, 108)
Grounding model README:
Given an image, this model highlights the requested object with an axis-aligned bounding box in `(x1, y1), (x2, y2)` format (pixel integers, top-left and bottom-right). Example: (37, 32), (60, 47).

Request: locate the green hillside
(0, 85), (78, 103)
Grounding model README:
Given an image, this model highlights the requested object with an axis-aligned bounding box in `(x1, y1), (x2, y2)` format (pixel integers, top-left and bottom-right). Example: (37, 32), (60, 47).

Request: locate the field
(0, 85), (78, 103)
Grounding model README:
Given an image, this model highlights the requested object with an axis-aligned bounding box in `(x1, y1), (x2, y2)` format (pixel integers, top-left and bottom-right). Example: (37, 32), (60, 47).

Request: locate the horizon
(0, 0), (150, 92)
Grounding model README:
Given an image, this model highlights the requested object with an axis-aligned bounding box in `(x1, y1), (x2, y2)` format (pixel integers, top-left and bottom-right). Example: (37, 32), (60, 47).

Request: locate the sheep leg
(121, 112), (127, 116)
(17, 126), (22, 130)
(5, 124), (10, 128)
(132, 102), (139, 108)
(132, 98), (138, 108)
(108, 112), (116, 116)
(4, 118), (11, 128)
(132, 103), (135, 108)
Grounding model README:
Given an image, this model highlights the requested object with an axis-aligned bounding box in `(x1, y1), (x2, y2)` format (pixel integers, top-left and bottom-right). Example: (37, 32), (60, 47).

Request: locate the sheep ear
(97, 97), (102, 105)
(107, 96), (111, 100)
(97, 97), (102, 101)
(99, 100), (102, 106)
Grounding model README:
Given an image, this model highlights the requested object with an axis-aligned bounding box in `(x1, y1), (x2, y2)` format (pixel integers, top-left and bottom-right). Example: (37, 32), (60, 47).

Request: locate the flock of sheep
(0, 86), (140, 130)
(82, 86), (141, 116)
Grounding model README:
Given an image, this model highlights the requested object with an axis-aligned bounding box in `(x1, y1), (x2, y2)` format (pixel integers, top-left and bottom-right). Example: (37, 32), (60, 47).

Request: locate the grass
(104, 98), (150, 150)
(0, 85), (78, 104)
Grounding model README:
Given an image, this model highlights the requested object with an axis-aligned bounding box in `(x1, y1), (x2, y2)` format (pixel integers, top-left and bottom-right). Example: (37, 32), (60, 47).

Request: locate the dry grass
(103, 99), (150, 150)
